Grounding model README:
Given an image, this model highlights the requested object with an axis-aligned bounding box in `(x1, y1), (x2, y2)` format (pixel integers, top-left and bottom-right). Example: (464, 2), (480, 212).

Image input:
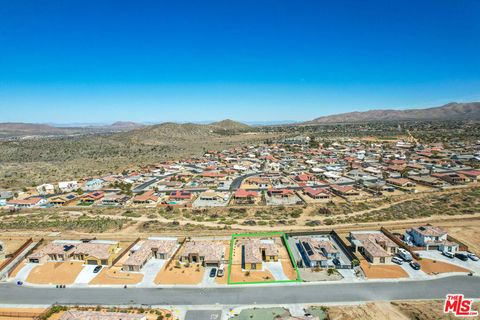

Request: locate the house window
(251, 264), (256, 270)
(380, 257), (385, 263)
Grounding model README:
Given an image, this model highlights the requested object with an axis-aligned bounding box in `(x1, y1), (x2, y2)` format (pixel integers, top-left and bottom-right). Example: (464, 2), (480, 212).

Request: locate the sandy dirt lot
(360, 260), (409, 279)
(327, 302), (410, 320)
(26, 261), (84, 284)
(229, 264), (274, 282)
(443, 223), (480, 255)
(8, 260), (26, 278)
(0, 307), (47, 320)
(89, 266), (143, 285)
(281, 259), (298, 280)
(155, 263), (205, 285)
(0, 236), (30, 255)
(330, 300), (480, 319)
(419, 258), (471, 274)
(392, 300), (480, 320)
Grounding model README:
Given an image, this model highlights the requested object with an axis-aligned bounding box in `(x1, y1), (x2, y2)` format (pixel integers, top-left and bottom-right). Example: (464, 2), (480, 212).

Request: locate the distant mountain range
(0, 121), (146, 138)
(110, 121), (146, 129)
(302, 102), (480, 125)
(1, 102), (479, 138)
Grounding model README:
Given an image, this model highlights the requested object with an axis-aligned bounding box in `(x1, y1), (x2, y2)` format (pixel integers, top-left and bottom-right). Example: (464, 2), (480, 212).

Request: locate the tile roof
(182, 241), (225, 263)
(241, 239), (279, 264)
(72, 243), (113, 260)
(124, 239), (177, 267)
(412, 225), (447, 237)
(352, 232), (397, 258)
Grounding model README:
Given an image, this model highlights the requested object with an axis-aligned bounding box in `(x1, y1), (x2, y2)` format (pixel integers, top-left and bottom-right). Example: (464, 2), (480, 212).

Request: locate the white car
(392, 256), (403, 265)
(468, 253), (479, 261)
(442, 251), (454, 259)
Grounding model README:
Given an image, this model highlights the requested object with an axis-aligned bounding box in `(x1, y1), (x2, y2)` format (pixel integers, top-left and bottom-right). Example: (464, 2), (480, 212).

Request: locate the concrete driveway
(137, 259), (166, 287)
(400, 262), (428, 279)
(265, 261), (289, 280)
(337, 269), (358, 281)
(13, 263), (37, 282)
(74, 265), (100, 284)
(417, 250), (480, 273)
(201, 267), (217, 286)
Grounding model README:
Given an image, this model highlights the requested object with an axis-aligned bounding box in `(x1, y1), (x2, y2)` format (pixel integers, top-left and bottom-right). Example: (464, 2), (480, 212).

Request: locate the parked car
(467, 253), (479, 261)
(217, 264), (225, 277)
(392, 257), (403, 265)
(455, 253), (469, 261)
(442, 251), (454, 259)
(93, 265), (102, 273)
(209, 268), (217, 277)
(409, 261), (421, 270)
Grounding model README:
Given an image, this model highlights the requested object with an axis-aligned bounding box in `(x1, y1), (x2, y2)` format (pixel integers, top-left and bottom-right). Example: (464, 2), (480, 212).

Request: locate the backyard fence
(112, 238), (141, 266)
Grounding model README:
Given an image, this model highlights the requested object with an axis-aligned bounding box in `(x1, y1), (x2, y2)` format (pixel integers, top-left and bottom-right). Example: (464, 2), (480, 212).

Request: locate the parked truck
(397, 248), (413, 262)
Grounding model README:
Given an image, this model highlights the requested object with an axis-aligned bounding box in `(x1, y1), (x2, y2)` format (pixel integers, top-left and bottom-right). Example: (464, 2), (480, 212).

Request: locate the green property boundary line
(227, 231), (302, 285)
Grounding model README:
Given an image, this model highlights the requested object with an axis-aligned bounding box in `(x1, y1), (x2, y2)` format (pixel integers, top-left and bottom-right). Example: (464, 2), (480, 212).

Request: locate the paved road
(0, 276), (479, 306)
(229, 172), (261, 191)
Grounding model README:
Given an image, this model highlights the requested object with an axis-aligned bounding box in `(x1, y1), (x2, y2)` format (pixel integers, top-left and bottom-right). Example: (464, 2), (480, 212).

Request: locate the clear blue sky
(1, 0), (479, 124)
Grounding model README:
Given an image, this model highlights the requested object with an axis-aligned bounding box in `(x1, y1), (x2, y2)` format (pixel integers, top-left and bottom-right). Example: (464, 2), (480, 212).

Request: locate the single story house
(131, 190), (159, 205)
(329, 185), (360, 197)
(350, 231), (398, 264)
(303, 187), (331, 199)
(79, 191), (105, 205)
(295, 236), (339, 268)
(58, 181), (79, 193)
(7, 197), (47, 208)
(241, 239), (279, 270)
(179, 240), (225, 267)
(123, 237), (177, 272)
(233, 189), (258, 204)
(70, 240), (119, 266)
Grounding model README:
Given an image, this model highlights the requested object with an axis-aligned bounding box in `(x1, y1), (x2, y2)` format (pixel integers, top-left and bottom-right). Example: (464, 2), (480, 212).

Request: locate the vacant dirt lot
(155, 263), (205, 285)
(89, 266), (143, 285)
(442, 222), (480, 255)
(0, 236), (30, 255)
(360, 260), (409, 279)
(392, 300), (480, 320)
(0, 307), (47, 320)
(26, 261), (84, 284)
(327, 302), (410, 320)
(327, 300), (480, 320)
(229, 264), (275, 283)
(419, 258), (471, 274)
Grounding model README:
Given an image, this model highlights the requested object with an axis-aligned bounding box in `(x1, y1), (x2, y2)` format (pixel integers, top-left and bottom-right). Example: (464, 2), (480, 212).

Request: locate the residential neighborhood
(1, 138), (479, 213)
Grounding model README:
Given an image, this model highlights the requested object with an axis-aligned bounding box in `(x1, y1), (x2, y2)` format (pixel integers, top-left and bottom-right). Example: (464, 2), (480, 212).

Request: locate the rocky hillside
(303, 102), (480, 125)
(210, 119), (250, 131)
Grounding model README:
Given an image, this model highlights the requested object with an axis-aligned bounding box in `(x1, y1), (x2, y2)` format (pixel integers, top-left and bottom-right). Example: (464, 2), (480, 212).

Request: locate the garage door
(87, 260), (98, 265)
(205, 263), (218, 267)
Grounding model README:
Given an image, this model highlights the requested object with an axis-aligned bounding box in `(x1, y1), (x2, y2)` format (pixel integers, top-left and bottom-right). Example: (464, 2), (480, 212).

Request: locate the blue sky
(1, 0), (479, 123)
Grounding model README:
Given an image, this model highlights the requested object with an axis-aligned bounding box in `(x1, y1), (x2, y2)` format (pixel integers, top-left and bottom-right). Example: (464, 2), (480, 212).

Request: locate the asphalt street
(0, 276), (479, 306)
